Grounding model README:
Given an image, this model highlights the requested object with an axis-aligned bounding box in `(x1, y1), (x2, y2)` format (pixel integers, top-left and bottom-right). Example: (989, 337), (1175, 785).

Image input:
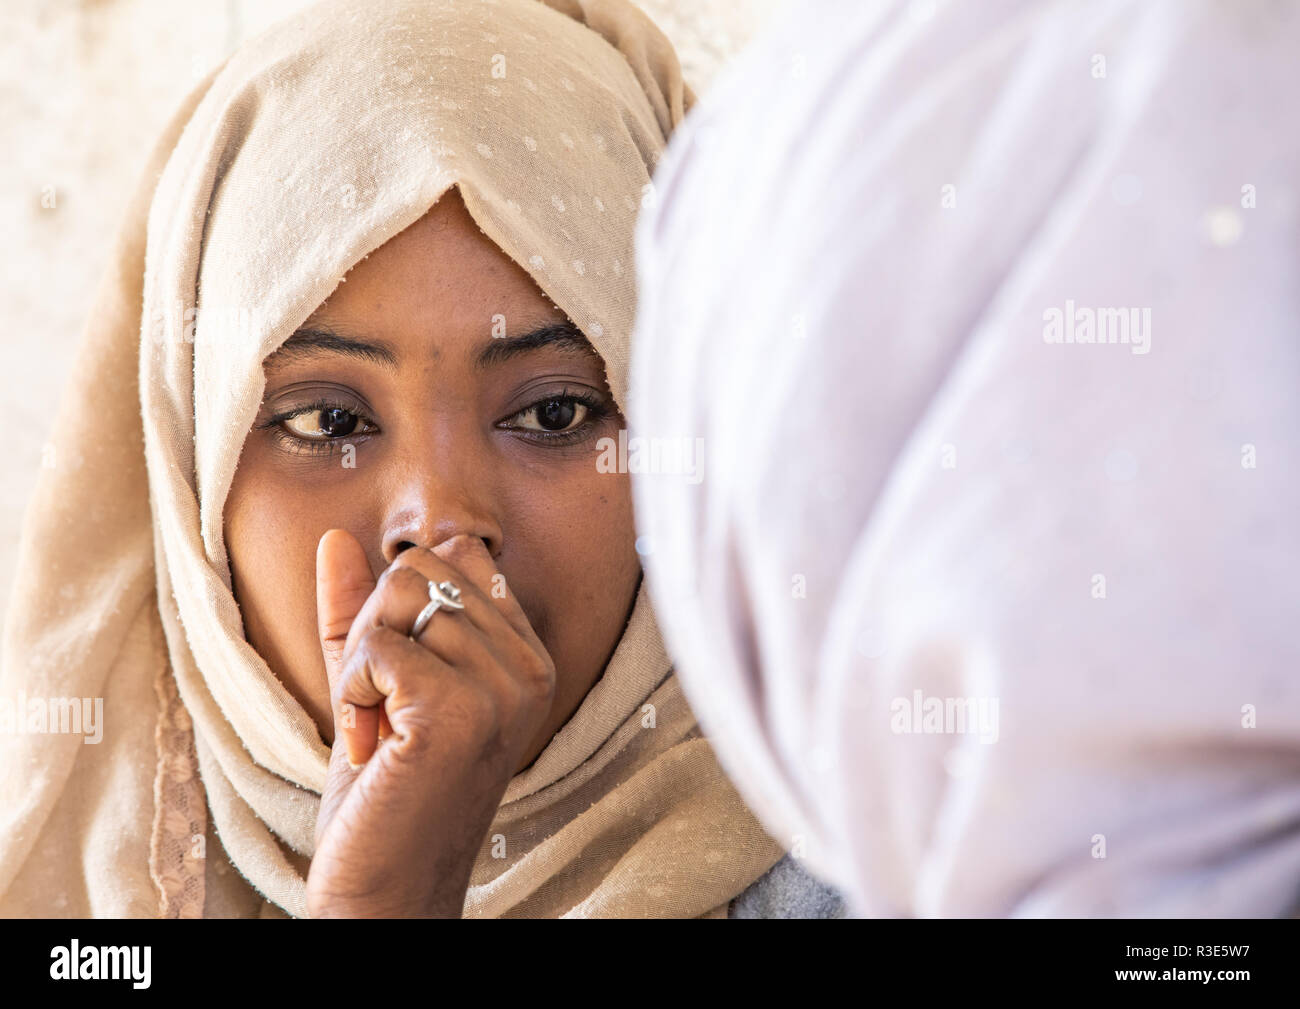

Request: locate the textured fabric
(0, 0), (785, 919)
(729, 854), (848, 920)
(631, 0), (1300, 916)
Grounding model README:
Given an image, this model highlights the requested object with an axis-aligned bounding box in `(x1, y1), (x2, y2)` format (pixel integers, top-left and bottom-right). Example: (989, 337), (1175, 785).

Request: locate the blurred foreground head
(632, 0), (1300, 916)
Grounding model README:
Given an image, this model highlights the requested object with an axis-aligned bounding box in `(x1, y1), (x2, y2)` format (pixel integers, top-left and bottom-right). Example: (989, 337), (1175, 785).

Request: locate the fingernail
(347, 757), (364, 771)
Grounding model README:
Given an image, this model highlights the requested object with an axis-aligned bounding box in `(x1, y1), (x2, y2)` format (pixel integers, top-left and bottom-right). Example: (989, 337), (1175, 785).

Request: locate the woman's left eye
(510, 396), (591, 433)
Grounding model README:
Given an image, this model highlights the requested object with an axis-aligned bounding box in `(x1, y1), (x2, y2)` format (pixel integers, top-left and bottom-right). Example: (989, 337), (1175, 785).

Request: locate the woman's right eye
(281, 406), (373, 441)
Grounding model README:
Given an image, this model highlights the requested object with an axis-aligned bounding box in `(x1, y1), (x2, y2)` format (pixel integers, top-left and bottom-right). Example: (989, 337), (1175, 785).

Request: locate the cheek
(504, 466), (640, 667)
(223, 452), (339, 732)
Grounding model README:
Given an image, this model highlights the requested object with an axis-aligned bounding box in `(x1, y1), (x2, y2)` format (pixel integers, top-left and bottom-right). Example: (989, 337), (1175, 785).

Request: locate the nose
(380, 460), (504, 566)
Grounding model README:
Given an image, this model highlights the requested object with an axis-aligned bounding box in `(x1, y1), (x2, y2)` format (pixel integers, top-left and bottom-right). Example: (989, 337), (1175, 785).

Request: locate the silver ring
(408, 579), (465, 641)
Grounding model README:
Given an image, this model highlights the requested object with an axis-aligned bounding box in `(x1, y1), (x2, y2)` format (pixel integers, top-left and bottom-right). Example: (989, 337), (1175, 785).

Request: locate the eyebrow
(473, 320), (597, 369)
(267, 320), (597, 369)
(269, 326), (398, 368)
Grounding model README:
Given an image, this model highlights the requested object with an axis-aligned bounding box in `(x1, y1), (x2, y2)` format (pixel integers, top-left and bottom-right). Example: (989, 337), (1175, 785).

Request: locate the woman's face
(224, 187), (641, 774)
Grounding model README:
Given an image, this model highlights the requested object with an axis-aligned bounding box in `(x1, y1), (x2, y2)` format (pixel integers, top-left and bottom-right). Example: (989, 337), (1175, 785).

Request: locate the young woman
(0, 0), (846, 918)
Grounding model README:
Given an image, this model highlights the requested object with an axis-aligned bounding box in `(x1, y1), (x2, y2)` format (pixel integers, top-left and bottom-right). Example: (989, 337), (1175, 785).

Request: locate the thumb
(317, 528), (388, 766)
(316, 528), (376, 691)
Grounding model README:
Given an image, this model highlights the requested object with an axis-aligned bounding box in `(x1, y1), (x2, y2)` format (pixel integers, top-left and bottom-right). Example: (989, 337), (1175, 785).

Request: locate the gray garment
(728, 853), (849, 918)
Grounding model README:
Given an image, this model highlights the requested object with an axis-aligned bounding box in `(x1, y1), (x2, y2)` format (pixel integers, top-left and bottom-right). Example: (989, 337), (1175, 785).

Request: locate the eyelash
(258, 389), (610, 457)
(499, 388), (610, 445)
(258, 398), (377, 457)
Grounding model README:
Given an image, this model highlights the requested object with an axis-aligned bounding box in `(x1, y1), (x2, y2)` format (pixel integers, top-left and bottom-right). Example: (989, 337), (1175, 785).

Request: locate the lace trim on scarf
(148, 661), (207, 918)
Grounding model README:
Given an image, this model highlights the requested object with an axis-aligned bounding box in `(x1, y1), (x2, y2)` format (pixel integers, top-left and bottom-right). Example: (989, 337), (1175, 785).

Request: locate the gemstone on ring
(408, 578), (465, 640)
(430, 579), (465, 609)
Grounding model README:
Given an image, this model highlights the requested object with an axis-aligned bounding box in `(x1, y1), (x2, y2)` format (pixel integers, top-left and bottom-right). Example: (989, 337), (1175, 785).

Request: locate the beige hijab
(0, 0), (783, 918)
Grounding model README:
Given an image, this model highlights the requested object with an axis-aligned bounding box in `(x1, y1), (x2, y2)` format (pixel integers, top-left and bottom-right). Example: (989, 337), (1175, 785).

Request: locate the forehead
(265, 187), (603, 374)
(265, 318), (602, 375)
(305, 187), (567, 340)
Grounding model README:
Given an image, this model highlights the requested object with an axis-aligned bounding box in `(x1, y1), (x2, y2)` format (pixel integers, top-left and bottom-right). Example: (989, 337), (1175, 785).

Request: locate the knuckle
(501, 652), (554, 725)
(517, 647), (556, 697)
(334, 638), (367, 700)
(354, 621), (390, 662)
(339, 625), (404, 701)
(402, 681), (499, 755)
(377, 563), (423, 595)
